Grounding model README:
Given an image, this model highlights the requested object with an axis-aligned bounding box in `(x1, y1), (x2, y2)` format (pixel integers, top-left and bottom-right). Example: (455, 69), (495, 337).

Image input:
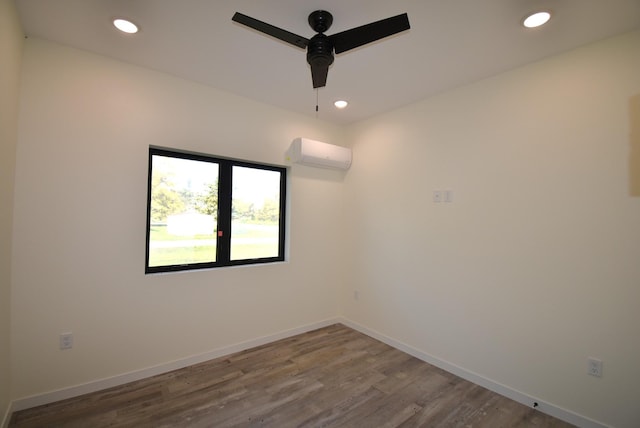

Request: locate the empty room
(2, 1), (639, 427)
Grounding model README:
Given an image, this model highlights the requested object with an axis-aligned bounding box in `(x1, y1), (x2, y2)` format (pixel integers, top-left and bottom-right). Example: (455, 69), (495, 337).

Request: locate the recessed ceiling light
(113, 18), (139, 34)
(523, 11), (551, 28)
(334, 100), (348, 109)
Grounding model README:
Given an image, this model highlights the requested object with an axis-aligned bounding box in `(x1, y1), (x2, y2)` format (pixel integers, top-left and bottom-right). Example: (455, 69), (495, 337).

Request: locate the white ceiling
(15, 0), (640, 125)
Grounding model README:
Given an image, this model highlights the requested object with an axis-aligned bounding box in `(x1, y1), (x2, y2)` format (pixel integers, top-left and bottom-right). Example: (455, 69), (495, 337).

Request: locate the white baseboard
(338, 317), (609, 428)
(11, 317), (340, 413)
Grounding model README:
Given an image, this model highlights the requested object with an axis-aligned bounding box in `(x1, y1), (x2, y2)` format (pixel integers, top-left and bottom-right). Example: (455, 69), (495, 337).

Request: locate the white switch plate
(444, 190), (453, 203)
(587, 357), (603, 377)
(60, 332), (73, 350)
(433, 191), (442, 203)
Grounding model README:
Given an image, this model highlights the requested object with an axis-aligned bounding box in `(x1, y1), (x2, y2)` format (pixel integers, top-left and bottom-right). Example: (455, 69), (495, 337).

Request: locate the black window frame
(145, 147), (287, 274)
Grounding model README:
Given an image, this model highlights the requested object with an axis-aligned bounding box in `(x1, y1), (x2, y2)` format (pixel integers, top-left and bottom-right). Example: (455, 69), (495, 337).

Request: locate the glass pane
(148, 155), (218, 267)
(231, 166), (281, 261)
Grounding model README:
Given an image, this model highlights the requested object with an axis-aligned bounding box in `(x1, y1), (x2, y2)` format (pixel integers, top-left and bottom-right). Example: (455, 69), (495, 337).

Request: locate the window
(146, 147), (286, 273)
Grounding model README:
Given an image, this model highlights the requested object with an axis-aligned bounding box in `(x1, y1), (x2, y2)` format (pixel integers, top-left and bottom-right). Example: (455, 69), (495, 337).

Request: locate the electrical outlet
(354, 290), (359, 300)
(60, 332), (73, 350)
(587, 357), (603, 377)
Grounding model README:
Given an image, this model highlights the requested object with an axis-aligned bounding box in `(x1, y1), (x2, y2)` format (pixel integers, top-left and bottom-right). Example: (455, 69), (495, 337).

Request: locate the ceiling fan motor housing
(307, 34), (334, 68)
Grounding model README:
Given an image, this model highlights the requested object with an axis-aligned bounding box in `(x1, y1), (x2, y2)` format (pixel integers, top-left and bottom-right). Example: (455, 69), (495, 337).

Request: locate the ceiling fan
(232, 10), (411, 89)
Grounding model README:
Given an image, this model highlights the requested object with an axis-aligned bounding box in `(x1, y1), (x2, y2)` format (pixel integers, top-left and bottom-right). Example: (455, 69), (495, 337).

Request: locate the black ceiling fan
(232, 10), (410, 89)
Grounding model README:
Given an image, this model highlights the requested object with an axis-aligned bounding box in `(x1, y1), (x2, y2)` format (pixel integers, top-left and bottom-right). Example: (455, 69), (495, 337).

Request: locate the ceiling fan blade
(310, 63), (329, 88)
(330, 13), (410, 54)
(232, 12), (309, 49)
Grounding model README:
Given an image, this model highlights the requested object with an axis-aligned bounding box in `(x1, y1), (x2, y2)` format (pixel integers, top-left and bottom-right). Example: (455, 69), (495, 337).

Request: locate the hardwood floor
(10, 324), (574, 427)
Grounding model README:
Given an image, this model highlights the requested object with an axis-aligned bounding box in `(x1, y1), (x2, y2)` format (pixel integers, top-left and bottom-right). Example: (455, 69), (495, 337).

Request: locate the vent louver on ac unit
(288, 138), (352, 170)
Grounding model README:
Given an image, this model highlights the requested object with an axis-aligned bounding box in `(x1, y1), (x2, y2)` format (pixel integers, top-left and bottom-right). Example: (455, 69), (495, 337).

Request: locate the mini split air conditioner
(288, 137), (352, 170)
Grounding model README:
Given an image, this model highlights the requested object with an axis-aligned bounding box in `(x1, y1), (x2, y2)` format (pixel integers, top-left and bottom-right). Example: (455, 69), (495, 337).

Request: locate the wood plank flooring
(10, 324), (574, 427)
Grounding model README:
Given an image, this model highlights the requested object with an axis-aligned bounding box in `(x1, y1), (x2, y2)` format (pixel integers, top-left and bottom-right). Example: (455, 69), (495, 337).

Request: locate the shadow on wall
(631, 94), (640, 197)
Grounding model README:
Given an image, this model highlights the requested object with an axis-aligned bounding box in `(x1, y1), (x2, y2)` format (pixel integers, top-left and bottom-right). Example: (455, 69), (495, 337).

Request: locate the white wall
(11, 38), (346, 400)
(342, 30), (640, 428)
(0, 0), (23, 423)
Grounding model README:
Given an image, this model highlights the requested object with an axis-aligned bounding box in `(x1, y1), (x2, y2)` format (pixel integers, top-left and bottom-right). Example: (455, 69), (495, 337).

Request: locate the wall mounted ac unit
(288, 137), (352, 170)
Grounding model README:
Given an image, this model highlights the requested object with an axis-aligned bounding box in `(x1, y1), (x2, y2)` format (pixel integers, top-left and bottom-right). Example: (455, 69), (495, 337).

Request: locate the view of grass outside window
(147, 154), (219, 268)
(146, 148), (286, 273)
(231, 166), (282, 261)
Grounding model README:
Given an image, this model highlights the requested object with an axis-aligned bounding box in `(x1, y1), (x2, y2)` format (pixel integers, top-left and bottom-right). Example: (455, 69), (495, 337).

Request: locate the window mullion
(216, 161), (232, 264)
